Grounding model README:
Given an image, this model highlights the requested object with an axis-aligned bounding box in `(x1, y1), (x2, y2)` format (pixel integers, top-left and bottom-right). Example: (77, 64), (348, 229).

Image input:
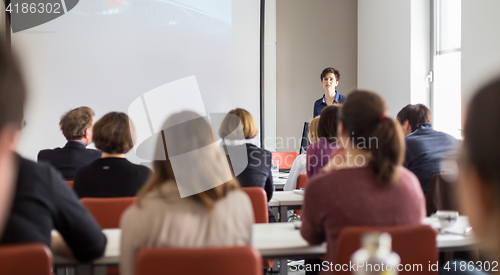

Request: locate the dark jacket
(0, 154), (107, 262)
(38, 141), (101, 181)
(404, 123), (460, 192)
(227, 143), (274, 202)
(73, 158), (151, 198)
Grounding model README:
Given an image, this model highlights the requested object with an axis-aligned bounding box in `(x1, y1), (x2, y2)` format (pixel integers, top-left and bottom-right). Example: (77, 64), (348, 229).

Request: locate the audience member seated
(396, 104), (460, 193)
(120, 111), (253, 275)
(306, 104), (341, 179)
(0, 43), (106, 262)
(458, 78), (500, 267)
(0, 40), (26, 236)
(73, 112), (151, 198)
(37, 107), (101, 181)
(219, 108), (275, 221)
(300, 91), (425, 273)
(284, 116), (320, 191)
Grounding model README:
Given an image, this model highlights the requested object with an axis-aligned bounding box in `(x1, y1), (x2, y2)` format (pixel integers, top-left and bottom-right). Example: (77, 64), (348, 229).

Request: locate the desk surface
(272, 191), (304, 206)
(53, 223), (325, 265)
(53, 217), (477, 266)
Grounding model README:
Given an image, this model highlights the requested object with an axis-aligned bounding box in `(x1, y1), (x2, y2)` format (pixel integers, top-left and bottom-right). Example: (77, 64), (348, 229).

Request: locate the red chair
(425, 173), (459, 216)
(80, 197), (137, 275)
(336, 225), (437, 275)
(240, 187), (268, 223)
(135, 246), (262, 275)
(80, 197), (136, 229)
(0, 244), (52, 275)
(294, 174), (309, 217)
(271, 152), (300, 170)
(296, 174), (308, 190)
(65, 181), (74, 189)
(240, 187), (274, 268)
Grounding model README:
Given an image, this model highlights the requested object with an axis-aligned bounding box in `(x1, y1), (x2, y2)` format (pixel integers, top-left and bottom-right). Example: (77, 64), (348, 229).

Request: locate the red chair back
(240, 187), (268, 223)
(271, 152), (299, 169)
(293, 174), (309, 217)
(65, 181), (74, 189)
(135, 246), (262, 275)
(425, 173), (459, 216)
(0, 244), (52, 275)
(296, 174), (308, 190)
(336, 225), (437, 275)
(240, 187), (274, 268)
(80, 197), (136, 229)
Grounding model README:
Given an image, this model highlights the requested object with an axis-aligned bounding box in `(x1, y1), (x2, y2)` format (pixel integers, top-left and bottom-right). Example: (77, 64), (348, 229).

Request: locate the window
(431, 0), (461, 138)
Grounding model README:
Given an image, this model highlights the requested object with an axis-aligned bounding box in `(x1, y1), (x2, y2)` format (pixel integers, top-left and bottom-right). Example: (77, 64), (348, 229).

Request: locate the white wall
(410, 0), (431, 105)
(358, 0), (431, 116)
(462, 0), (500, 108)
(358, 0), (411, 116)
(276, 0), (357, 152)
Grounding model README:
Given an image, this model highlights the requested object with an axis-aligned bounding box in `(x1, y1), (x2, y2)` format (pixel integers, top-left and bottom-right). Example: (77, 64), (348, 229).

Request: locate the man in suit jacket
(38, 107), (101, 180)
(397, 104), (460, 193)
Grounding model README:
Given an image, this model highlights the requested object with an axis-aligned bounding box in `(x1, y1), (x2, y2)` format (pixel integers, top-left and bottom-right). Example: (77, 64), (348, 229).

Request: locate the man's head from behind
(396, 104), (432, 136)
(59, 107), (95, 145)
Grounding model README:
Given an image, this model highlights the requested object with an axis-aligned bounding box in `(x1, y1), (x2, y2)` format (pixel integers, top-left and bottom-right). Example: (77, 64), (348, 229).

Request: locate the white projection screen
(12, 0), (261, 164)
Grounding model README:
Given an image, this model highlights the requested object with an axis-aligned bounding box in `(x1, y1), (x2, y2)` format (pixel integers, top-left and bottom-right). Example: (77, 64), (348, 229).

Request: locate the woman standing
(313, 67), (346, 118)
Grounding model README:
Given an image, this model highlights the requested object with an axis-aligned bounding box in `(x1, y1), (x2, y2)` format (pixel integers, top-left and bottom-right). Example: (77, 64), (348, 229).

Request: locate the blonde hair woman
(119, 111), (254, 275)
(219, 108), (275, 221)
(284, 116), (321, 191)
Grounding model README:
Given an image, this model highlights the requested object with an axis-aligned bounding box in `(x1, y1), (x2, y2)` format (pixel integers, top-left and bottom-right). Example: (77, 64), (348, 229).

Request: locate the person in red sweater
(300, 90), (425, 274)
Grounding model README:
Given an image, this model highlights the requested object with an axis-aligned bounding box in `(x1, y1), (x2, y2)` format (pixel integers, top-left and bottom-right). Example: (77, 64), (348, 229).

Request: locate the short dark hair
(396, 104), (432, 129)
(59, 107), (95, 140)
(317, 104), (341, 141)
(0, 40), (26, 129)
(93, 112), (134, 154)
(464, 77), (500, 191)
(320, 67), (340, 82)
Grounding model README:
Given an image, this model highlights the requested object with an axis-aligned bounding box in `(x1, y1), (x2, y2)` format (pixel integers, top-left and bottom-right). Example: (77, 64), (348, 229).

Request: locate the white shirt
(284, 154), (307, 191)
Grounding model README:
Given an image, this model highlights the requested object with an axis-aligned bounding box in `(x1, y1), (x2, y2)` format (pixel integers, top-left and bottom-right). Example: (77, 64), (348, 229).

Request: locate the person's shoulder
(37, 147), (62, 159)
(307, 170), (337, 191)
(134, 162), (152, 175)
(313, 97), (323, 106)
(397, 166), (422, 189)
(19, 154), (54, 176)
(84, 148), (101, 158)
(435, 130), (460, 144)
(18, 154), (66, 188)
(224, 190), (253, 214)
(247, 144), (271, 157)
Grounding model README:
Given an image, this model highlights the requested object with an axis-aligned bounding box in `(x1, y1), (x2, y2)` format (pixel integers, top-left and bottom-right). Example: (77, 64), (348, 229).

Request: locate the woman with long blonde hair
(119, 111), (254, 275)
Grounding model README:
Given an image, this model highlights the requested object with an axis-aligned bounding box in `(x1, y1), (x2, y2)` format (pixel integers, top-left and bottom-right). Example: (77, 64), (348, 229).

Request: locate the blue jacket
(404, 123), (460, 192)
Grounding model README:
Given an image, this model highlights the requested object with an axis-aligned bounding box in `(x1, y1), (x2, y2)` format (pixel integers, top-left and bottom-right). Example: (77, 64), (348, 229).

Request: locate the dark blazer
(404, 123), (460, 193)
(38, 141), (101, 181)
(73, 158), (151, 198)
(0, 154), (107, 262)
(226, 143), (274, 202)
